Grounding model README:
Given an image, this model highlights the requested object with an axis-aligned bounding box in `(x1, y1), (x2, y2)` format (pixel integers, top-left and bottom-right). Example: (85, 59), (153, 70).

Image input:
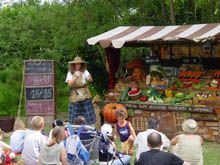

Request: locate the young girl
(115, 109), (136, 155)
(39, 126), (67, 165)
(65, 56), (96, 125)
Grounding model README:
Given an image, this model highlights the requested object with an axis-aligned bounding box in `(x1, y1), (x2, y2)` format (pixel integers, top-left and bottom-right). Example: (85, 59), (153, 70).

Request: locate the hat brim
(68, 61), (88, 64)
(182, 120), (198, 134)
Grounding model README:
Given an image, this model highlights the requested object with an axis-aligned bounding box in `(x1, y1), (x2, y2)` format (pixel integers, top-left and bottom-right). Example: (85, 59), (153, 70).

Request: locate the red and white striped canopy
(87, 23), (220, 48)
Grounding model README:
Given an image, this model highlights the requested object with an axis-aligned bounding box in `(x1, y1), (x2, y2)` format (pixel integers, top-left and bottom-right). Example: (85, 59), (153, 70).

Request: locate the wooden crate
(129, 111), (179, 138)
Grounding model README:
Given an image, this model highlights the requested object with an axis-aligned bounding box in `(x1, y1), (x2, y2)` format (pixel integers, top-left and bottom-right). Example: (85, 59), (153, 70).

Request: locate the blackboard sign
(26, 101), (54, 115)
(24, 60), (55, 116)
(145, 55), (160, 65)
(25, 61), (53, 74)
(26, 87), (53, 100)
(25, 75), (54, 86)
(181, 57), (201, 64)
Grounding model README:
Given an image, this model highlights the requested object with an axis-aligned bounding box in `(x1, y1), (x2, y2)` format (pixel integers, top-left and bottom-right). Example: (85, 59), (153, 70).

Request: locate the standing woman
(65, 56), (96, 125)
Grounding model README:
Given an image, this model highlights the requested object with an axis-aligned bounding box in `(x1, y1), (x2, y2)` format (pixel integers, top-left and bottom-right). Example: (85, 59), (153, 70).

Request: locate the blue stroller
(65, 124), (100, 165)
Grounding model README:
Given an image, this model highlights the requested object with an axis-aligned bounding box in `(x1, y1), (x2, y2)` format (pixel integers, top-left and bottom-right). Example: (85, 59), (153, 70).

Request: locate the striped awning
(87, 23), (220, 48)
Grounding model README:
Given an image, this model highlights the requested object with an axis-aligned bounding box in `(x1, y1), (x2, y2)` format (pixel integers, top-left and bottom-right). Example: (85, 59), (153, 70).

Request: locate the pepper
(139, 96), (148, 102)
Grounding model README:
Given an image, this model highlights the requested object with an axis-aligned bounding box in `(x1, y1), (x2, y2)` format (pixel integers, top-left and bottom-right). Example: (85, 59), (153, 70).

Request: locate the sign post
(24, 60), (55, 127)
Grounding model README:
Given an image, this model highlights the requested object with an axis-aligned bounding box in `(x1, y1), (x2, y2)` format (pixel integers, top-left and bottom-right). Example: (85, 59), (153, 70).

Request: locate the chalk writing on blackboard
(26, 87), (53, 100)
(26, 101), (54, 115)
(145, 56), (160, 65)
(25, 61), (53, 74)
(25, 75), (53, 86)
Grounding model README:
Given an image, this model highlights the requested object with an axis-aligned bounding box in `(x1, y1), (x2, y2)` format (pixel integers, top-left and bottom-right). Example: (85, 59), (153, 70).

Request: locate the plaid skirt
(69, 99), (96, 125)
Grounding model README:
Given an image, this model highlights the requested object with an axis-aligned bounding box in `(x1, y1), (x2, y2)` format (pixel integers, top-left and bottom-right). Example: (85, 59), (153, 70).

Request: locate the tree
(169, 0), (176, 24)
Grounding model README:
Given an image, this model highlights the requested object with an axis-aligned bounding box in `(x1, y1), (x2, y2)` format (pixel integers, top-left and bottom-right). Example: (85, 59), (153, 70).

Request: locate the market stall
(87, 23), (220, 141)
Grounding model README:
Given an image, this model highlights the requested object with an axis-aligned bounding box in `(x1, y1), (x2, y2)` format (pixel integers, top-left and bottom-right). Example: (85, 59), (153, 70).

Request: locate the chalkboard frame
(24, 60), (54, 75)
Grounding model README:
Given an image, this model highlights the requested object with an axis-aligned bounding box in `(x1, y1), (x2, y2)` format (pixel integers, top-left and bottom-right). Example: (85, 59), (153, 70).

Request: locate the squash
(102, 103), (126, 123)
(165, 88), (173, 97)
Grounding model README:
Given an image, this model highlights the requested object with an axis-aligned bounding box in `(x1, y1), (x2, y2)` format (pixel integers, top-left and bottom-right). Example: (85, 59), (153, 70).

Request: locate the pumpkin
(102, 103), (126, 123)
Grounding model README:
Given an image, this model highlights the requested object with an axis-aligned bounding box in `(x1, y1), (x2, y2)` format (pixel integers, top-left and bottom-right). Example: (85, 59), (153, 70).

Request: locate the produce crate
(129, 111), (179, 138)
(189, 113), (219, 141)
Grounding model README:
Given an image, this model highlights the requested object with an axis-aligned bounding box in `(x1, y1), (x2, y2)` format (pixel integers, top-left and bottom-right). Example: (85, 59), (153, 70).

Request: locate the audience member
(115, 109), (136, 155)
(73, 116), (87, 125)
(100, 124), (131, 165)
(134, 117), (170, 160)
(171, 119), (203, 165)
(10, 119), (28, 154)
(21, 116), (47, 165)
(136, 132), (189, 165)
(39, 126), (67, 165)
(48, 119), (64, 141)
(0, 129), (12, 164)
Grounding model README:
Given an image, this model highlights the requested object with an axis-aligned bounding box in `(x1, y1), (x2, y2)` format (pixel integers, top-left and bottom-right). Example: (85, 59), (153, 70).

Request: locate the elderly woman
(65, 56), (96, 125)
(171, 119), (203, 165)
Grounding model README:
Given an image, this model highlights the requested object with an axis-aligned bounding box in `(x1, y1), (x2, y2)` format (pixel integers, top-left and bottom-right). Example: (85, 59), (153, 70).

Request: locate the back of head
(147, 117), (159, 130)
(48, 126), (65, 146)
(31, 116), (44, 130)
(116, 109), (128, 119)
(52, 119), (64, 128)
(14, 119), (25, 131)
(74, 116), (86, 125)
(147, 132), (162, 148)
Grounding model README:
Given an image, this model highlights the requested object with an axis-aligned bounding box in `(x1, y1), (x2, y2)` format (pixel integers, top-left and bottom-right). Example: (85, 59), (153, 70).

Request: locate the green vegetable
(175, 92), (185, 98)
(184, 94), (194, 100)
(120, 87), (131, 101)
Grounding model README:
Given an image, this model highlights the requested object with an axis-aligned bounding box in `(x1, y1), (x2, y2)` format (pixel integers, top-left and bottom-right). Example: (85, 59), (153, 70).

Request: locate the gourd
(102, 103), (126, 123)
(165, 88), (173, 97)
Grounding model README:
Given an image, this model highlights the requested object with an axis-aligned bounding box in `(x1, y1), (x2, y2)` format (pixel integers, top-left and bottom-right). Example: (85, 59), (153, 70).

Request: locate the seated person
(100, 124), (131, 165)
(171, 119), (203, 165)
(134, 117), (170, 160)
(0, 130), (12, 164)
(135, 132), (189, 165)
(39, 126), (67, 165)
(10, 119), (28, 154)
(21, 116), (47, 165)
(49, 119), (64, 141)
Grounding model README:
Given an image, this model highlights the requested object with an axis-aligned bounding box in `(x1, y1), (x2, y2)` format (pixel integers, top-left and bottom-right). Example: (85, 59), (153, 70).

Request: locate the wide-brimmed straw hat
(182, 119), (198, 134)
(68, 56), (88, 64)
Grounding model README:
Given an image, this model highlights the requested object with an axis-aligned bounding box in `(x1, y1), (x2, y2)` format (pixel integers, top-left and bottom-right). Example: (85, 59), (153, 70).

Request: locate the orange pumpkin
(102, 103), (126, 123)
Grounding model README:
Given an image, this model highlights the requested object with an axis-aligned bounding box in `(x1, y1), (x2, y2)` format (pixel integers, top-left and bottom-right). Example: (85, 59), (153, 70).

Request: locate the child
(48, 119), (64, 141)
(115, 109), (136, 155)
(73, 116), (87, 125)
(10, 119), (28, 154)
(39, 126), (67, 165)
(21, 116), (47, 165)
(99, 124), (131, 165)
(171, 119), (203, 165)
(0, 129), (12, 164)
